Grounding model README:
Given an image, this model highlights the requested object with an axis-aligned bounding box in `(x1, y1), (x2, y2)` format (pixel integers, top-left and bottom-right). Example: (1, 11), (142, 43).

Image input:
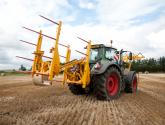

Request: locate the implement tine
(20, 40), (37, 46)
(77, 37), (89, 44)
(39, 15), (59, 25)
(22, 26), (56, 40)
(75, 50), (88, 56)
(16, 56), (34, 61)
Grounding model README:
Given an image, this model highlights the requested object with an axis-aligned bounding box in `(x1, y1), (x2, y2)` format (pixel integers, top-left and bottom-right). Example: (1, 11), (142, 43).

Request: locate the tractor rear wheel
(68, 84), (85, 95)
(93, 67), (121, 100)
(125, 73), (138, 93)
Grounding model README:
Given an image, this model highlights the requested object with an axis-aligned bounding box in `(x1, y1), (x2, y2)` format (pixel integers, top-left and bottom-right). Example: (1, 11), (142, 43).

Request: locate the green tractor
(67, 44), (143, 100)
(89, 44), (139, 100)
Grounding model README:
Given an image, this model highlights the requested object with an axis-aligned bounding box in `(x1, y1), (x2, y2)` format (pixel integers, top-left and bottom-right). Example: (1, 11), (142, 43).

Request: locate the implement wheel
(68, 84), (85, 95)
(33, 74), (52, 86)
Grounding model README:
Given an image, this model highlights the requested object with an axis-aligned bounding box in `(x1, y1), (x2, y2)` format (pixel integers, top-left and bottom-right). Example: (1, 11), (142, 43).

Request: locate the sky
(0, 0), (165, 70)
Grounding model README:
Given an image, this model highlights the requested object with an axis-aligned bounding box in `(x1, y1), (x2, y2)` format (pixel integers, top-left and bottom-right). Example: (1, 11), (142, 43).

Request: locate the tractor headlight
(94, 62), (102, 69)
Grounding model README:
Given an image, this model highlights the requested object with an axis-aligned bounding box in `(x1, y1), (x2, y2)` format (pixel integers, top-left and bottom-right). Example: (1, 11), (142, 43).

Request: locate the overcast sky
(0, 0), (165, 70)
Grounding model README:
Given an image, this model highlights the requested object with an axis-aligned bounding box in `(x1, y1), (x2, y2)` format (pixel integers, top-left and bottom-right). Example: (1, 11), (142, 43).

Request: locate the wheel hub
(106, 73), (119, 96)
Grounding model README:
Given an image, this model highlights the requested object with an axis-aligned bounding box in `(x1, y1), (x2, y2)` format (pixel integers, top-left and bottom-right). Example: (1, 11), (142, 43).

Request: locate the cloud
(0, 0), (165, 70)
(147, 29), (165, 48)
(79, 0), (96, 9)
(96, 0), (165, 27)
(0, 0), (72, 70)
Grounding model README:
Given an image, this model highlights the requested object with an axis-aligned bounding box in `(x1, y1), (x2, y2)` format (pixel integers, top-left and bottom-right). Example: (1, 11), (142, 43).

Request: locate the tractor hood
(90, 59), (119, 75)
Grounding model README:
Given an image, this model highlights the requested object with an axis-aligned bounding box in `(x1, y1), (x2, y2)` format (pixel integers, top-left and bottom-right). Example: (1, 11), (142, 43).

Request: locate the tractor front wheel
(93, 67), (121, 100)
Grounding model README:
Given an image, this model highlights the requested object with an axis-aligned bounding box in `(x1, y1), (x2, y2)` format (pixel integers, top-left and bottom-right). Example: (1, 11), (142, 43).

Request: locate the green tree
(19, 65), (26, 71)
(131, 57), (165, 73)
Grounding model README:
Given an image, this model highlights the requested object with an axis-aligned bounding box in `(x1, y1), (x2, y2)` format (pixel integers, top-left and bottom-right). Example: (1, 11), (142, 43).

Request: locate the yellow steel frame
(48, 21), (62, 80)
(122, 53), (145, 71)
(32, 30), (44, 77)
(31, 21), (71, 82)
(82, 41), (91, 88)
(63, 45), (71, 84)
(62, 41), (91, 88)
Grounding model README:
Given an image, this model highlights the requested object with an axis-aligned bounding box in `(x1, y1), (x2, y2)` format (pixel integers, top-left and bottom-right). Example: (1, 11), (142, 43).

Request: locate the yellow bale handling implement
(17, 15), (71, 85)
(17, 16), (144, 100)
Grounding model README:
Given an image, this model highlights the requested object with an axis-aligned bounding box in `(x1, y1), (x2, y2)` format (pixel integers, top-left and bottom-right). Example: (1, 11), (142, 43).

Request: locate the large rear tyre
(93, 67), (122, 100)
(125, 73), (138, 93)
(68, 84), (85, 95)
(33, 74), (52, 86)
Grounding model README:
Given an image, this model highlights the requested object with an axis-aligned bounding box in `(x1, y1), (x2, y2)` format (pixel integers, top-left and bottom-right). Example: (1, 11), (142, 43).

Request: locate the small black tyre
(93, 67), (122, 100)
(68, 84), (85, 95)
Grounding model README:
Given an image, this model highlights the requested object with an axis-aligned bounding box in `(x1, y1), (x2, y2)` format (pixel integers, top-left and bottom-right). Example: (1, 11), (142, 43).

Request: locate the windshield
(105, 48), (117, 60)
(90, 49), (99, 62)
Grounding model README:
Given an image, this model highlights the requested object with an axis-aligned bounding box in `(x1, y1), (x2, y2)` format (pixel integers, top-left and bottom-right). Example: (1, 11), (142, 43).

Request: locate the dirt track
(0, 74), (165, 125)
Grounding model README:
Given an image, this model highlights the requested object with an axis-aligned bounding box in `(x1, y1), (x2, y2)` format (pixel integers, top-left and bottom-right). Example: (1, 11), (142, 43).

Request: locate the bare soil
(0, 74), (164, 125)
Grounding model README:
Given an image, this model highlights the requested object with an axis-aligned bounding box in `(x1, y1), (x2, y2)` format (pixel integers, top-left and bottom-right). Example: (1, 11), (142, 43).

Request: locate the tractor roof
(91, 44), (117, 50)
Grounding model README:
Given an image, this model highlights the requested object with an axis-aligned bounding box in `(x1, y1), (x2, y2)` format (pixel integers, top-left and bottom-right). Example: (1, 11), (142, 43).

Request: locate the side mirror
(120, 49), (123, 54)
(129, 52), (133, 60)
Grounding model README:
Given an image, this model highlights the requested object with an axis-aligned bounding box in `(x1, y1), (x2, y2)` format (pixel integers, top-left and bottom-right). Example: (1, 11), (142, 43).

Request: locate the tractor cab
(89, 44), (118, 68)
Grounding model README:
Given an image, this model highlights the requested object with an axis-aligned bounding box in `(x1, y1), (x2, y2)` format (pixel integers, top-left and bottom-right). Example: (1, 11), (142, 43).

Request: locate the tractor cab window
(90, 49), (99, 62)
(105, 48), (117, 60)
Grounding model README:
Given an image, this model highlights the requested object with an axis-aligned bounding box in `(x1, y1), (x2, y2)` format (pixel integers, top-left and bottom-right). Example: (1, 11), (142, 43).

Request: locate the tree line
(131, 56), (165, 73)
(18, 57), (165, 73)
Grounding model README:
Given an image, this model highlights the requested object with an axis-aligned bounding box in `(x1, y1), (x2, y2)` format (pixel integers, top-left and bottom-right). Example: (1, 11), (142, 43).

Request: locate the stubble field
(0, 74), (164, 125)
